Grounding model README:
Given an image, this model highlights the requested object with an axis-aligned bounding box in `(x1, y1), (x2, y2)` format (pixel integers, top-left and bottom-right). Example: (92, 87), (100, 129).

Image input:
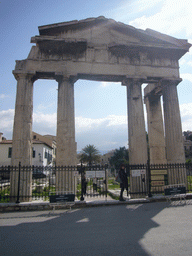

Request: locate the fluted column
(127, 80), (148, 164)
(11, 73), (34, 165)
(56, 76), (76, 193)
(126, 79), (148, 198)
(163, 81), (185, 163)
(56, 76), (76, 166)
(10, 72), (35, 202)
(145, 94), (167, 164)
(163, 80), (186, 186)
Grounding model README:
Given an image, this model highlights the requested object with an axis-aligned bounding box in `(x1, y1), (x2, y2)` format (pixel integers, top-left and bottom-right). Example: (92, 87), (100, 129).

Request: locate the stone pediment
(31, 16), (191, 59)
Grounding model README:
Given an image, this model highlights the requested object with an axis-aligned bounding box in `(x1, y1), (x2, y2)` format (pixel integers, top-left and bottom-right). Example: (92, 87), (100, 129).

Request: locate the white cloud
(1, 103), (191, 151)
(0, 109), (14, 130)
(100, 82), (110, 88)
(33, 112), (57, 127)
(0, 109), (14, 139)
(107, 115), (127, 126)
(187, 61), (192, 67)
(75, 115), (128, 151)
(181, 73), (192, 83)
(180, 103), (192, 131)
(75, 116), (104, 131)
(179, 59), (186, 66)
(135, 0), (162, 12)
(110, 0), (162, 22)
(75, 115), (127, 133)
(100, 82), (120, 87)
(129, 0), (192, 37)
(0, 94), (8, 99)
(32, 112), (57, 135)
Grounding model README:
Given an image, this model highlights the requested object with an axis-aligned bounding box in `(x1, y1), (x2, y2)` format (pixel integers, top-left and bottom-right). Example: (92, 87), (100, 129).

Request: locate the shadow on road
(0, 201), (184, 255)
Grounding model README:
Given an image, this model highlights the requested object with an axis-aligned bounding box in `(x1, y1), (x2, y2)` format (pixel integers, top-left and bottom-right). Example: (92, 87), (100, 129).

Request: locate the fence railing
(0, 164), (108, 203)
(0, 163), (192, 203)
(128, 163), (192, 196)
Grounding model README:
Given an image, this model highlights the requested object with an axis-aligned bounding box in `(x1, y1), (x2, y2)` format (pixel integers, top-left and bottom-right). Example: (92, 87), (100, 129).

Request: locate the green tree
(109, 147), (129, 169)
(79, 144), (101, 166)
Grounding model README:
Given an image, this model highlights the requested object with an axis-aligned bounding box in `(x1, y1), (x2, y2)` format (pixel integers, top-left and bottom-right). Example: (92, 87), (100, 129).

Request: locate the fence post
(80, 162), (84, 201)
(105, 164), (108, 200)
(127, 164), (130, 196)
(147, 160), (152, 197)
(16, 162), (21, 203)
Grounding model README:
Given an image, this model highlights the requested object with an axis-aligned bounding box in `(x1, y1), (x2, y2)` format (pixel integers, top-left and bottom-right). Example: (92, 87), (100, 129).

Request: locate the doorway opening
(75, 80), (128, 155)
(32, 79), (57, 167)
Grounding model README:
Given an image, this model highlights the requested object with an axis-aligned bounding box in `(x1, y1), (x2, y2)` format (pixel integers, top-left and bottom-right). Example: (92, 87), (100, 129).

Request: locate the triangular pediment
(31, 16), (191, 58)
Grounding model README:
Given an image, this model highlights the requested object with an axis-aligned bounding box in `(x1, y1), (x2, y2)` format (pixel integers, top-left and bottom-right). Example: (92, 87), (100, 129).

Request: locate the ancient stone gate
(11, 17), (191, 200)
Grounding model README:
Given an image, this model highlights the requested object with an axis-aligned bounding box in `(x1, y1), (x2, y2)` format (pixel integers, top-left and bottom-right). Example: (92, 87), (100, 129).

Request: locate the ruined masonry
(11, 17), (191, 200)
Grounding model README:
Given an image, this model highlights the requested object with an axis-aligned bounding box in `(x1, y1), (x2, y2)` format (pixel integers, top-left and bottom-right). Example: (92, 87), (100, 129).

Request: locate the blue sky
(0, 0), (192, 153)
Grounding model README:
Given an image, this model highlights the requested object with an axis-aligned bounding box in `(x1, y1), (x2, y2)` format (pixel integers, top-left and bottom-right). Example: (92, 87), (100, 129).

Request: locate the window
(48, 152), (52, 162)
(32, 148), (36, 158)
(33, 135), (36, 139)
(8, 147), (12, 158)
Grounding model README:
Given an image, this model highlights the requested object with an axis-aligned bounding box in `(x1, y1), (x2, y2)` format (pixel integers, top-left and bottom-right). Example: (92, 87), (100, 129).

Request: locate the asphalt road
(1, 200), (192, 256)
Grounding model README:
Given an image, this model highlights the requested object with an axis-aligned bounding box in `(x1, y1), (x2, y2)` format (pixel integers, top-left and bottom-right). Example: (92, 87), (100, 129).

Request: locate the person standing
(119, 163), (128, 201)
(82, 173), (87, 195)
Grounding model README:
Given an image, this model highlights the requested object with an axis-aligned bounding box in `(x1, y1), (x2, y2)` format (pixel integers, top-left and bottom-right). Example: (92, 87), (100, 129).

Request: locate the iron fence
(0, 164), (108, 203)
(77, 164), (108, 201)
(0, 163), (192, 203)
(128, 162), (192, 196)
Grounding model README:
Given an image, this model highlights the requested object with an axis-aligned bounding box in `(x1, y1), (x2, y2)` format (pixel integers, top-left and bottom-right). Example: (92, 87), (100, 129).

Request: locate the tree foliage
(109, 147), (129, 169)
(183, 131), (192, 141)
(183, 131), (192, 162)
(79, 144), (101, 166)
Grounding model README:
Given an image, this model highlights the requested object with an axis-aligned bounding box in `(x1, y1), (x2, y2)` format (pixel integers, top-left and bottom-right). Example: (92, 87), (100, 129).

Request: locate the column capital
(12, 71), (37, 82)
(122, 77), (144, 86)
(159, 78), (182, 87)
(55, 74), (78, 84)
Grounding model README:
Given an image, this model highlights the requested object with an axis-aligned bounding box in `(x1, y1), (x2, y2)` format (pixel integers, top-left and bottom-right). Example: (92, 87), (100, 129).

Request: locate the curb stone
(0, 193), (192, 213)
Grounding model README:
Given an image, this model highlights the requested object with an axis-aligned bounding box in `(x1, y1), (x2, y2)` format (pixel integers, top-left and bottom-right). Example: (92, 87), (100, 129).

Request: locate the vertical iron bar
(105, 165), (107, 200)
(80, 162), (84, 201)
(127, 163), (130, 197)
(147, 160), (152, 197)
(16, 162), (21, 203)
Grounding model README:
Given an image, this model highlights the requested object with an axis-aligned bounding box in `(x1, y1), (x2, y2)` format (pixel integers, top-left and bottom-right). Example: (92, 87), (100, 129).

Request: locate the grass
(107, 177), (120, 190)
(32, 186), (56, 201)
(0, 175), (191, 203)
(187, 176), (192, 192)
(0, 187), (10, 202)
(107, 191), (119, 200)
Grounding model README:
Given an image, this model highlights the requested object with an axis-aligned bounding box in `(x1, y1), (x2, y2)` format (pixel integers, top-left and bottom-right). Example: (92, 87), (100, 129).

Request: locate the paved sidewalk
(1, 190), (192, 212)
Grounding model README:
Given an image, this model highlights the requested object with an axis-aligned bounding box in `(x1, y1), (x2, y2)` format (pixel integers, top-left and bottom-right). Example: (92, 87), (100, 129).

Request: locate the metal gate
(78, 164), (108, 201)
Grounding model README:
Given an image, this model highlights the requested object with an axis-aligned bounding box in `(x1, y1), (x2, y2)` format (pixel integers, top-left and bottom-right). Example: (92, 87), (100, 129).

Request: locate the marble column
(145, 93), (167, 164)
(163, 81), (185, 163)
(10, 72), (35, 202)
(163, 81), (186, 185)
(127, 80), (148, 164)
(56, 76), (76, 193)
(126, 80), (148, 197)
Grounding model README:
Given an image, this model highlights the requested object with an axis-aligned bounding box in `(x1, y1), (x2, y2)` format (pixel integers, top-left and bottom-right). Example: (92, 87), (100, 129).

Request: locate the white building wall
(0, 143), (12, 166)
(32, 143), (53, 166)
(0, 142), (53, 166)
